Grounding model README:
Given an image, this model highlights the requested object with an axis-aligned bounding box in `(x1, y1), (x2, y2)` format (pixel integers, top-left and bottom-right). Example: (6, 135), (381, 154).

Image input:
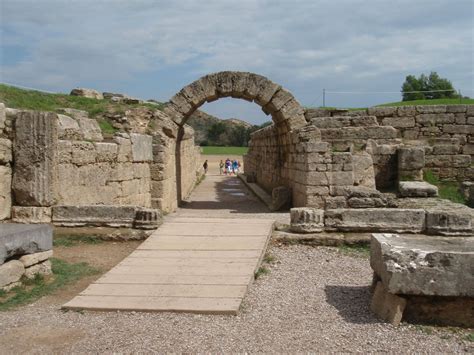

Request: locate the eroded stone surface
(290, 208), (324, 233)
(370, 233), (474, 297)
(398, 181), (438, 198)
(19, 250), (53, 267)
(13, 111), (58, 206)
(70, 88), (103, 100)
(0, 260), (24, 288)
(325, 208), (425, 233)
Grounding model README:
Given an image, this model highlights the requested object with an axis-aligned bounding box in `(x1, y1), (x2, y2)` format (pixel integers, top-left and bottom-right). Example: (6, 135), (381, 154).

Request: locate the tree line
(401, 71), (460, 101)
(201, 121), (272, 147)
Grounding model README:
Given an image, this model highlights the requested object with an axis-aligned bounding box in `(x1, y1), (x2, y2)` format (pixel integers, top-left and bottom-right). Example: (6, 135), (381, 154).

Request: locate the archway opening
(163, 71), (309, 210)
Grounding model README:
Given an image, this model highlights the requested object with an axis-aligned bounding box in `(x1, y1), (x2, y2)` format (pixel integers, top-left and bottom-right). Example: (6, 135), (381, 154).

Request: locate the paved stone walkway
(63, 174), (275, 314)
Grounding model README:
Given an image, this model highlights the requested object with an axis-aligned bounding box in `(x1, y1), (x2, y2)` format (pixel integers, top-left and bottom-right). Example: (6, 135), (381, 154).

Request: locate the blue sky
(1, 0), (473, 125)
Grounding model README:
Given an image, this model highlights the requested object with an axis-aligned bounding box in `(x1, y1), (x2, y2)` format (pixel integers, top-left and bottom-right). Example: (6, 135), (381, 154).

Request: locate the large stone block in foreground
(0, 224), (53, 265)
(13, 111), (58, 206)
(371, 233), (474, 297)
(324, 208), (425, 233)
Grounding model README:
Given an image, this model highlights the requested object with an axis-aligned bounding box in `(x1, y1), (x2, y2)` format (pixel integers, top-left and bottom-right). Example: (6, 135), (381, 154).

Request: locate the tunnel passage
(163, 71), (310, 205)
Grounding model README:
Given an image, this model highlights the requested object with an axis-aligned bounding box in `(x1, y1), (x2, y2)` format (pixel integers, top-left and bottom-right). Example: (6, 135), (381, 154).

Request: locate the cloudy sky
(1, 0), (473, 124)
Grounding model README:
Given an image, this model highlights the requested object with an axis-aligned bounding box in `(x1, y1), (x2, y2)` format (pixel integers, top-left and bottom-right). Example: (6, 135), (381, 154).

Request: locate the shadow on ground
(180, 175), (285, 215)
(324, 285), (382, 325)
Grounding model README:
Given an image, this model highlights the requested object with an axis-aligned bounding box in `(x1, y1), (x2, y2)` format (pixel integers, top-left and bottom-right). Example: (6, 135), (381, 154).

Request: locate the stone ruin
(0, 71), (473, 326)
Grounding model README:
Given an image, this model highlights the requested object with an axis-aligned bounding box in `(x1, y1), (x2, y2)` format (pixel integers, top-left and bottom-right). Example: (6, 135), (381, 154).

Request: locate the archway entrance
(163, 71), (309, 209)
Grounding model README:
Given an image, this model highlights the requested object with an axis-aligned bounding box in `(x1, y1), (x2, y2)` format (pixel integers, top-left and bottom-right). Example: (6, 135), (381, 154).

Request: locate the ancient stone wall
(306, 105), (474, 187)
(0, 103), (203, 222)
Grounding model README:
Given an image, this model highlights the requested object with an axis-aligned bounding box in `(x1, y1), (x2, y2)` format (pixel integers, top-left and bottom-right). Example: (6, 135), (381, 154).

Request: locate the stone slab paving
(63, 174), (275, 314)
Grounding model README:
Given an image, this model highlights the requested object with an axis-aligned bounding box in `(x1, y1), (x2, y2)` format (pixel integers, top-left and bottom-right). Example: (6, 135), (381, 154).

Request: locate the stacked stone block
(0, 224), (53, 291)
(55, 131), (152, 208)
(0, 103), (12, 220)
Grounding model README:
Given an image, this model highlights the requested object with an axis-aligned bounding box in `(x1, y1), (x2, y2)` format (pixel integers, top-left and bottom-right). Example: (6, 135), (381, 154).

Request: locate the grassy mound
(0, 84), (162, 119)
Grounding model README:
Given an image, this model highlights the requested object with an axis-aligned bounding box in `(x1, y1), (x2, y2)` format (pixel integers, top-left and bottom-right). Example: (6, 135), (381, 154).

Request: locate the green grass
(254, 266), (270, 279)
(53, 235), (104, 247)
(263, 252), (276, 264)
(465, 333), (474, 342)
(97, 119), (118, 135)
(423, 170), (466, 204)
(201, 146), (249, 155)
(338, 244), (370, 258)
(0, 258), (100, 311)
(378, 97), (474, 107)
(0, 83), (162, 119)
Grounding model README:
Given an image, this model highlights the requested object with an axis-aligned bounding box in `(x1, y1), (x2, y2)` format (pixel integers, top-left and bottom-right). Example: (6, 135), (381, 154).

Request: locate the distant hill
(187, 110), (266, 146)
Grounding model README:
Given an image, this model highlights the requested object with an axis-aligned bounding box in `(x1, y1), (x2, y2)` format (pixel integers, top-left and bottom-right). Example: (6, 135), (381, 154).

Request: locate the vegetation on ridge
(0, 83), (163, 119)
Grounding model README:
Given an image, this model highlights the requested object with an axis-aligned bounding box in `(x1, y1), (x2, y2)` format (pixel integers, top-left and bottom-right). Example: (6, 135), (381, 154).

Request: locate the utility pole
(323, 88), (326, 108)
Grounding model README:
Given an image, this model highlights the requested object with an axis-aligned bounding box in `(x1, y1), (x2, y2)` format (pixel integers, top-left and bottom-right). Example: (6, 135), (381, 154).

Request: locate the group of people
(220, 158), (241, 175)
(202, 158), (241, 175)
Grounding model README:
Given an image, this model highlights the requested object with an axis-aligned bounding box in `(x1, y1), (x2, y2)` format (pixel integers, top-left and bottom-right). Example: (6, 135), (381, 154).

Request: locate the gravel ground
(1, 244), (472, 353)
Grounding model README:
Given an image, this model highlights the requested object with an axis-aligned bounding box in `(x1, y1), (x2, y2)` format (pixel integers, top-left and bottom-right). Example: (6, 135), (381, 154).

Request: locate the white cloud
(0, 0), (472, 110)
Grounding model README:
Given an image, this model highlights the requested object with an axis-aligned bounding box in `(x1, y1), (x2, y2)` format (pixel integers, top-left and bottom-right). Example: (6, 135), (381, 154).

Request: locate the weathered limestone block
(0, 260), (24, 288)
(71, 141), (96, 165)
(425, 210), (473, 236)
(0, 102), (5, 131)
(371, 233), (474, 297)
(370, 281), (407, 326)
(290, 208), (324, 233)
(0, 138), (12, 163)
(52, 205), (136, 227)
(11, 206), (52, 223)
(381, 116), (415, 128)
(57, 140), (73, 163)
(347, 197), (387, 208)
(324, 208), (425, 233)
(24, 259), (52, 279)
(0, 224), (53, 265)
(70, 88), (103, 100)
(398, 147), (424, 170)
(76, 117), (103, 141)
(19, 250), (53, 267)
(432, 144), (460, 155)
(443, 124), (474, 134)
(271, 186), (291, 211)
(398, 181), (438, 198)
(352, 152), (376, 188)
(57, 114), (83, 140)
(130, 133), (153, 162)
(398, 146), (424, 181)
(416, 113), (454, 125)
(425, 154), (471, 168)
(263, 88), (294, 113)
(0, 165), (12, 220)
(13, 111), (58, 206)
(94, 142), (118, 162)
(134, 208), (162, 230)
(368, 107), (397, 117)
(115, 135), (133, 162)
(416, 105), (447, 114)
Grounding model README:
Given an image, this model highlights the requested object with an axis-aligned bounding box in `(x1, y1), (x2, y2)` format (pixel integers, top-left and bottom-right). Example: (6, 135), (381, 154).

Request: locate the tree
(401, 72), (457, 101)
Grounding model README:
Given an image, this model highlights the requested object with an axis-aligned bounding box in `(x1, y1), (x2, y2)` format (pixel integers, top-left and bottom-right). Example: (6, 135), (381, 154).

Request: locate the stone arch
(163, 71), (307, 132)
(156, 71), (317, 211)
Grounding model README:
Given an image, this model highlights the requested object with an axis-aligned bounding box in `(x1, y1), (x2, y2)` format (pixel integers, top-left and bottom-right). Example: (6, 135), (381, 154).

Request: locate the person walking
(203, 160), (208, 174)
(219, 160), (224, 175)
